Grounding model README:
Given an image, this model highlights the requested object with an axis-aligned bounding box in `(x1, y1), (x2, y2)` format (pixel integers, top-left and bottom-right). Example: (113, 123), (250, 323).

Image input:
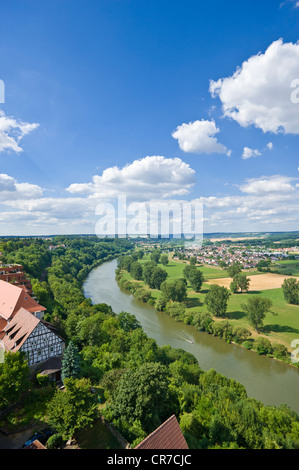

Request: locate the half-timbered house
(0, 307), (65, 366)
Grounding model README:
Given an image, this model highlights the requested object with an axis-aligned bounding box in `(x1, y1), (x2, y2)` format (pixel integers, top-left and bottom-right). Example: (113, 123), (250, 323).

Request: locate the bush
(254, 337), (273, 356)
(242, 341), (252, 350)
(272, 343), (289, 361)
(36, 373), (50, 388)
(46, 433), (64, 449)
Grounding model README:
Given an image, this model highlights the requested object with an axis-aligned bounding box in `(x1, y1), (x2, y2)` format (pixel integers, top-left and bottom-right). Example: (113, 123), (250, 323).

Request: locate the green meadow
(121, 254), (299, 352)
(270, 260), (299, 276)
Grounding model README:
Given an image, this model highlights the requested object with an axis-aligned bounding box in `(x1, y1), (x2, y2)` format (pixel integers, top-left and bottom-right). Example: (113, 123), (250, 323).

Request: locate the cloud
(239, 175), (296, 194)
(0, 173), (43, 200)
(210, 39), (299, 134)
(67, 155), (196, 201)
(172, 119), (231, 155)
(242, 147), (261, 160)
(0, 111), (39, 153)
(193, 174), (299, 231)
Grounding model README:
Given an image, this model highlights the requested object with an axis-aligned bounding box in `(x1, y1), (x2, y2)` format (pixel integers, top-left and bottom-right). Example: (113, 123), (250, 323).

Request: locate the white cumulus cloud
(0, 111), (39, 153)
(239, 175), (296, 195)
(242, 147), (262, 160)
(210, 39), (299, 134)
(172, 119), (231, 155)
(67, 155), (196, 201)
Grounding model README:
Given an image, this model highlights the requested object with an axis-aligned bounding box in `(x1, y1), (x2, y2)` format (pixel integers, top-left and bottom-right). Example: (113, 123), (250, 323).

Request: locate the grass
(0, 386), (54, 432)
(75, 418), (122, 449)
(123, 254), (299, 352)
(269, 260), (299, 276)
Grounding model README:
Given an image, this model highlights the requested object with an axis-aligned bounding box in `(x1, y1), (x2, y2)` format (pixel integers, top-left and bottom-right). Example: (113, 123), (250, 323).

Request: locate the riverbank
(115, 254), (299, 368)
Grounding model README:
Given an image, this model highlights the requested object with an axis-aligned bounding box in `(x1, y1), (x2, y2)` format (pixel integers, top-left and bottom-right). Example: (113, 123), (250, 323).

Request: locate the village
(172, 242), (299, 269)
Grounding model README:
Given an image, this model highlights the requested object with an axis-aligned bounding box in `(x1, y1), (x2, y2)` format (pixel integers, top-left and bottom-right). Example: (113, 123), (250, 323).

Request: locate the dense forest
(1, 236), (299, 449)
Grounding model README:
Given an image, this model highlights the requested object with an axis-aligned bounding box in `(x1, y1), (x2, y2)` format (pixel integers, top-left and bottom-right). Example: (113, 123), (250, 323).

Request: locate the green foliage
(46, 433), (64, 449)
(282, 278), (299, 305)
(0, 351), (30, 409)
(160, 278), (187, 303)
(272, 343), (289, 360)
(36, 373), (50, 388)
(160, 254), (169, 266)
(47, 377), (98, 440)
(118, 311), (141, 332)
(150, 249), (161, 264)
(108, 362), (177, 434)
(165, 301), (186, 322)
(183, 265), (204, 292)
(241, 296), (273, 332)
(130, 261), (143, 280)
(204, 284), (231, 317)
(231, 273), (250, 293)
(254, 337), (273, 355)
(61, 341), (81, 382)
(227, 262), (243, 278)
(3, 236), (299, 449)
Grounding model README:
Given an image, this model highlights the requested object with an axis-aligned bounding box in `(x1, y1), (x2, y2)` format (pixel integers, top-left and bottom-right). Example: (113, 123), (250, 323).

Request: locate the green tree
(254, 337), (272, 355)
(204, 284), (231, 317)
(47, 377), (98, 440)
(0, 351), (30, 409)
(61, 341), (81, 382)
(282, 278), (299, 305)
(230, 280), (239, 293)
(150, 250), (161, 264)
(110, 362), (176, 433)
(118, 311), (141, 332)
(149, 266), (168, 289)
(160, 254), (169, 266)
(232, 273), (250, 293)
(241, 297), (273, 332)
(142, 261), (157, 286)
(160, 279), (188, 303)
(227, 263), (242, 278)
(165, 301), (186, 321)
(130, 261), (143, 280)
(184, 266), (204, 292)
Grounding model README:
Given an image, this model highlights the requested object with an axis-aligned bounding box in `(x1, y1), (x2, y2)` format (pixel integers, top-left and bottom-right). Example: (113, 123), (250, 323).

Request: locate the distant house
(134, 415), (189, 450)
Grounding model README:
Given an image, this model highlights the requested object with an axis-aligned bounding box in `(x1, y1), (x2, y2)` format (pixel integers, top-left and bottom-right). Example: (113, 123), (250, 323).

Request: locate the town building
(0, 280), (65, 380)
(0, 280), (46, 321)
(0, 264), (33, 295)
(0, 307), (65, 367)
(134, 415), (189, 450)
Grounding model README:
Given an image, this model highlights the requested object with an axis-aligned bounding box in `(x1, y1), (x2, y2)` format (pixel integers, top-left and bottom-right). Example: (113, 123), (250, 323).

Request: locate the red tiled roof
(25, 440), (46, 449)
(1, 307), (40, 351)
(0, 280), (45, 320)
(135, 415), (189, 450)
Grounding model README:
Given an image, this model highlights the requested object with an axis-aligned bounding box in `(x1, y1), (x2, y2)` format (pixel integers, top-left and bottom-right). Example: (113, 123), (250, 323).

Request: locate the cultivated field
(206, 273), (299, 291)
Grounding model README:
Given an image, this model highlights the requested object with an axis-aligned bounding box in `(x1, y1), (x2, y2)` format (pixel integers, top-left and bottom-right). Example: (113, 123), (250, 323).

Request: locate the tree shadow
(261, 324), (299, 335)
(200, 288), (210, 294)
(225, 310), (247, 320)
(185, 297), (203, 308)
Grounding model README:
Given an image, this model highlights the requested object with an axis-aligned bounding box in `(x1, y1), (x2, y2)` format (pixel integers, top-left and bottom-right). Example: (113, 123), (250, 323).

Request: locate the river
(83, 259), (299, 414)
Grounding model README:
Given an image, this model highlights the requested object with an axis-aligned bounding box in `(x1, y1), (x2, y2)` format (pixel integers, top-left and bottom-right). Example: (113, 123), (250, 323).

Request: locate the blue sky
(0, 0), (298, 235)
